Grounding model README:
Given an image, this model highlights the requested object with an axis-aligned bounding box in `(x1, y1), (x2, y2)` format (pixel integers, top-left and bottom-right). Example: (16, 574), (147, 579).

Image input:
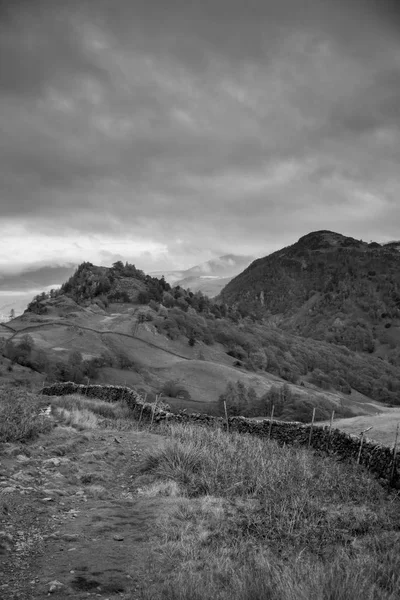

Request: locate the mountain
(219, 230), (400, 358)
(152, 254), (254, 297)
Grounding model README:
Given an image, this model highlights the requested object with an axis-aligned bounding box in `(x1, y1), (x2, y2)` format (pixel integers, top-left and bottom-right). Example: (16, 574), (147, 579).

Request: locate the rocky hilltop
(219, 230), (400, 358)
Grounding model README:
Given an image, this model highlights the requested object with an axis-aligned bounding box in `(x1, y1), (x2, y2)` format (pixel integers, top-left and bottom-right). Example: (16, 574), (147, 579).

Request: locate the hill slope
(4, 249), (400, 421)
(219, 230), (400, 359)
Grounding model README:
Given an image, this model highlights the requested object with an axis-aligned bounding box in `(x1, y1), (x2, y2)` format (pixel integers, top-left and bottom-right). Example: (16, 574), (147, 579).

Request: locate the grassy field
(315, 409), (400, 446)
(135, 421), (400, 600)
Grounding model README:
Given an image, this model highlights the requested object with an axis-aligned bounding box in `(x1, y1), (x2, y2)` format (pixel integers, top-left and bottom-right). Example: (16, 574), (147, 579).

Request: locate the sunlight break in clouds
(0, 223), (168, 274)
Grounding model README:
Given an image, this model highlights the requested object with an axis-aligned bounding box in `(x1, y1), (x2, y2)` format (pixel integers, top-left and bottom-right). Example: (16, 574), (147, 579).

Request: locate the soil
(0, 416), (174, 599)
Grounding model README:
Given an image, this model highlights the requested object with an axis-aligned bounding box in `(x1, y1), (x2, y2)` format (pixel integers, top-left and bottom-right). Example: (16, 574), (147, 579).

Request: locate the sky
(1, 0), (400, 289)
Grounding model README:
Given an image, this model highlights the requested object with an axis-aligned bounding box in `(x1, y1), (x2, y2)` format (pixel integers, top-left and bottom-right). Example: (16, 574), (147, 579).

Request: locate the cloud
(1, 0), (400, 275)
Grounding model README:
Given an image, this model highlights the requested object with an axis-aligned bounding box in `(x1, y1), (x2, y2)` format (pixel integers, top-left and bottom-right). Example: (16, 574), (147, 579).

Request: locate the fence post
(223, 401), (229, 433)
(390, 423), (400, 484)
(327, 410), (335, 449)
(357, 427), (372, 465)
(150, 394), (160, 429)
(138, 403), (145, 425)
(138, 393), (147, 426)
(308, 407), (316, 449)
(268, 405), (275, 441)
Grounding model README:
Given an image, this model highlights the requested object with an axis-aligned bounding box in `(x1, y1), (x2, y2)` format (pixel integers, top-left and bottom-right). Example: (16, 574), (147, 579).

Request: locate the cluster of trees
(0, 335), (101, 383)
(217, 380), (353, 422)
(144, 298), (400, 404)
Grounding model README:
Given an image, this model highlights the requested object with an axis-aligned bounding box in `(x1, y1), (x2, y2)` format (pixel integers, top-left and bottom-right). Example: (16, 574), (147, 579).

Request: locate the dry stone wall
(42, 382), (400, 488)
(41, 382), (141, 410)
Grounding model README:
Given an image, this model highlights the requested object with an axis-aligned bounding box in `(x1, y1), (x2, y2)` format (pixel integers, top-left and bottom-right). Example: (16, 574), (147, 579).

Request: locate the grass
(0, 386), (52, 443)
(135, 422), (400, 600)
(2, 381), (400, 598)
(315, 410), (400, 446)
(48, 393), (139, 430)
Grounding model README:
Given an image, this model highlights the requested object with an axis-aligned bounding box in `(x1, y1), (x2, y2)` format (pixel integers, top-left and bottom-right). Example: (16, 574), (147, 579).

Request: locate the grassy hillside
(3, 246), (400, 425)
(1, 306), (360, 421)
(135, 419), (400, 599)
(2, 386), (399, 599)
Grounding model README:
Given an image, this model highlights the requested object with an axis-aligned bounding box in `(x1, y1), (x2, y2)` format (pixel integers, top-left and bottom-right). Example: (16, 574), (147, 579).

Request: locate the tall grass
(0, 387), (52, 443)
(49, 394), (138, 430)
(136, 422), (400, 600)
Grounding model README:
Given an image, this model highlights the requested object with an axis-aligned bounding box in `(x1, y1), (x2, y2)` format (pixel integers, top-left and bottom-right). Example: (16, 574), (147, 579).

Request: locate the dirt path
(0, 417), (172, 599)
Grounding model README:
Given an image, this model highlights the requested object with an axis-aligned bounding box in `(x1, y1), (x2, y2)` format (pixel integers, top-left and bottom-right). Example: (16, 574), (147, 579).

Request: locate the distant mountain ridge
(151, 254), (254, 296)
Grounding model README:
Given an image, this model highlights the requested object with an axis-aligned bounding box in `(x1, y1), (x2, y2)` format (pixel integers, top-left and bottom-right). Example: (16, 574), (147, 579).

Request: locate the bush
(0, 388), (52, 443)
(161, 380), (191, 400)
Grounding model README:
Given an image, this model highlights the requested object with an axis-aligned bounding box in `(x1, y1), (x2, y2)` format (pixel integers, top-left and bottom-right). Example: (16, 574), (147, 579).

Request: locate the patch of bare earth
(0, 417), (174, 599)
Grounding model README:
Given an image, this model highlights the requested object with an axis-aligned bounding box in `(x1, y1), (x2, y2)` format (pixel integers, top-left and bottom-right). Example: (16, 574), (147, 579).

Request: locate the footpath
(0, 416), (172, 599)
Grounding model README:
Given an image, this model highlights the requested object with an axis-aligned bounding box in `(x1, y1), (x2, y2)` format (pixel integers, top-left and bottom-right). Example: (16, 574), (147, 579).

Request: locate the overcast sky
(1, 0), (400, 279)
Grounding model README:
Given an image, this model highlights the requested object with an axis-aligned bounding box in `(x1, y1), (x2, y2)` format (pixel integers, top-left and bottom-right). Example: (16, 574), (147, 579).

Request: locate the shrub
(0, 388), (52, 443)
(161, 380), (191, 400)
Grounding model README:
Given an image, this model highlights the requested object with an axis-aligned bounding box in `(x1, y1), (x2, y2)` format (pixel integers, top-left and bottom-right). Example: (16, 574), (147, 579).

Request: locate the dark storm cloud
(0, 1), (109, 99)
(1, 0), (400, 269)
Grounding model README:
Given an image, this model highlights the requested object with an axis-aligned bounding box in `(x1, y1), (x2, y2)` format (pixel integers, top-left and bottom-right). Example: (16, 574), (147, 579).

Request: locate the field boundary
(42, 382), (400, 489)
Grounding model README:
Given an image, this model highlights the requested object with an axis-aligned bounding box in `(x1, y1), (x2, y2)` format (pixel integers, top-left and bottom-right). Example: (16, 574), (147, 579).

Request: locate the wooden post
(138, 394), (147, 426)
(138, 403), (145, 425)
(223, 401), (229, 433)
(390, 423), (400, 484)
(329, 410), (335, 437)
(328, 410), (335, 449)
(268, 405), (275, 441)
(150, 394), (158, 429)
(357, 427), (372, 465)
(308, 407), (316, 449)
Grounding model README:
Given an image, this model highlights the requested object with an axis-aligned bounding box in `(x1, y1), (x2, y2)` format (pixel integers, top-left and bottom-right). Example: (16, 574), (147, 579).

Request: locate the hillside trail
(7, 320), (192, 361)
(0, 416), (175, 599)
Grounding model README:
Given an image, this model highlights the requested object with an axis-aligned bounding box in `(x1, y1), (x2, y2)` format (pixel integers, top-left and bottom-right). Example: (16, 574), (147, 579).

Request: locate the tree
(162, 291), (175, 308)
(112, 261), (124, 271)
(218, 380), (254, 417)
(250, 349), (267, 370)
(137, 291), (150, 304)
